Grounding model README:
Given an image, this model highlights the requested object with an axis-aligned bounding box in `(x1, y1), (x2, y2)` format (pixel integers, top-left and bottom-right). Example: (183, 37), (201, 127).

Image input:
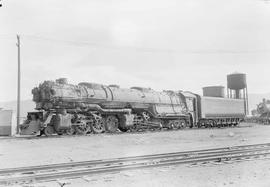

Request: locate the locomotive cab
(181, 91), (199, 127)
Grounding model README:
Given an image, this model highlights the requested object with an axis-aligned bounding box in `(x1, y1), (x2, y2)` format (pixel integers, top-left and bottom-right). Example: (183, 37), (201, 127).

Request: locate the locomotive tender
(20, 78), (245, 136)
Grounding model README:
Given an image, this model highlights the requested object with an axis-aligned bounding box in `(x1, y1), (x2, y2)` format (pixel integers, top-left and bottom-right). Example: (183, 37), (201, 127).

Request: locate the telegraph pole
(16, 35), (21, 134)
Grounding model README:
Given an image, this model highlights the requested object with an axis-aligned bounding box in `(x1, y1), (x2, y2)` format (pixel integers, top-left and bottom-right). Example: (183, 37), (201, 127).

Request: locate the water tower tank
(227, 73), (246, 90)
(202, 86), (225, 98)
(226, 72), (249, 115)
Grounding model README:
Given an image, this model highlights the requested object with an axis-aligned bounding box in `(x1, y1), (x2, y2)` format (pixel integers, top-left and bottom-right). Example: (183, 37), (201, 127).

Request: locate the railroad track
(1, 143), (270, 185)
(12, 124), (248, 140)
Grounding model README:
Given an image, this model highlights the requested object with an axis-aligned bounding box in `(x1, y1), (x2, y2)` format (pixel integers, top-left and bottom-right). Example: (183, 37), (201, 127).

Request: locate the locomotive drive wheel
(44, 126), (55, 136)
(75, 125), (91, 135)
(91, 118), (105, 134)
(105, 115), (119, 133)
(74, 122), (92, 135)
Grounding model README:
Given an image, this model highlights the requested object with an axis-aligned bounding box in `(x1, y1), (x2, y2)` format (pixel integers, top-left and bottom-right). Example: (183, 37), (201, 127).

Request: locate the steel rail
(1, 143), (270, 175)
(1, 149), (270, 185)
(1, 144), (270, 185)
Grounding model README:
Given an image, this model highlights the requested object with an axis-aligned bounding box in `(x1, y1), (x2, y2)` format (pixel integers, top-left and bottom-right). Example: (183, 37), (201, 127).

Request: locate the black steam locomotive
(20, 78), (245, 136)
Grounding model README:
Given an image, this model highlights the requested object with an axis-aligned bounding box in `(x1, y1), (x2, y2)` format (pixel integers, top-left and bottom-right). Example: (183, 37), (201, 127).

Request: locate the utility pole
(16, 35), (21, 134)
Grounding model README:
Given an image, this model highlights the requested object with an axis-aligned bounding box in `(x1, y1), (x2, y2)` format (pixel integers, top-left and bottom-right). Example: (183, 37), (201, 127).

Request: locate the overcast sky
(0, 0), (270, 102)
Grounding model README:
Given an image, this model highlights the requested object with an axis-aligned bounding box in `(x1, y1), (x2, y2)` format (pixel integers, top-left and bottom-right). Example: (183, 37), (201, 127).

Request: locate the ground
(1, 123), (270, 186)
(33, 158), (270, 187)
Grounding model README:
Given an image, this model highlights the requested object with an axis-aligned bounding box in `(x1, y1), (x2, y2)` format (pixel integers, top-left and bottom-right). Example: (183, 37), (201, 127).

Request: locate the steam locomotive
(249, 99), (270, 124)
(20, 78), (245, 136)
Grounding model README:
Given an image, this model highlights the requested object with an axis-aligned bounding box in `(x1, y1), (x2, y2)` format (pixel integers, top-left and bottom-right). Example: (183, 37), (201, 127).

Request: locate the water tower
(227, 73), (249, 115)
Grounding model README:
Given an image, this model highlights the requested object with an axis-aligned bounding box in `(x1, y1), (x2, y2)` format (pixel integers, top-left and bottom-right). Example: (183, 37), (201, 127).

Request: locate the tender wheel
(178, 119), (187, 129)
(172, 120), (179, 129)
(105, 115), (119, 133)
(44, 126), (55, 136)
(167, 120), (174, 129)
(208, 120), (216, 128)
(91, 118), (105, 134)
(216, 120), (222, 128)
(198, 120), (205, 128)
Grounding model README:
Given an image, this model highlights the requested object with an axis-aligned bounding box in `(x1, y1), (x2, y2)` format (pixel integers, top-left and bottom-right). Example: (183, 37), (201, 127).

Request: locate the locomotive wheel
(91, 118), (105, 134)
(75, 124), (91, 135)
(86, 122), (93, 134)
(198, 120), (204, 128)
(171, 121), (178, 129)
(105, 115), (119, 133)
(44, 126), (55, 136)
(56, 130), (64, 135)
(118, 126), (128, 132)
(178, 119), (186, 129)
(208, 120), (215, 128)
(172, 120), (180, 129)
(216, 120), (222, 128)
(66, 126), (75, 135)
(167, 121), (174, 129)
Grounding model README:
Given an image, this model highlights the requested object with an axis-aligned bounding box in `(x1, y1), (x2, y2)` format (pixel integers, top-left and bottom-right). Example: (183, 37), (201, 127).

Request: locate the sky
(0, 0), (270, 102)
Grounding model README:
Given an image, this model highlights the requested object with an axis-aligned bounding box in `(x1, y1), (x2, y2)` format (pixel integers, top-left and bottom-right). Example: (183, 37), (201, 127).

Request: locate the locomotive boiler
(20, 78), (190, 135)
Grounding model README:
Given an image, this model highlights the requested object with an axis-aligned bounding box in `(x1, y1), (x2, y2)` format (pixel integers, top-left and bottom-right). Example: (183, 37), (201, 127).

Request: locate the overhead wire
(3, 34), (270, 54)
(0, 34), (16, 40)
